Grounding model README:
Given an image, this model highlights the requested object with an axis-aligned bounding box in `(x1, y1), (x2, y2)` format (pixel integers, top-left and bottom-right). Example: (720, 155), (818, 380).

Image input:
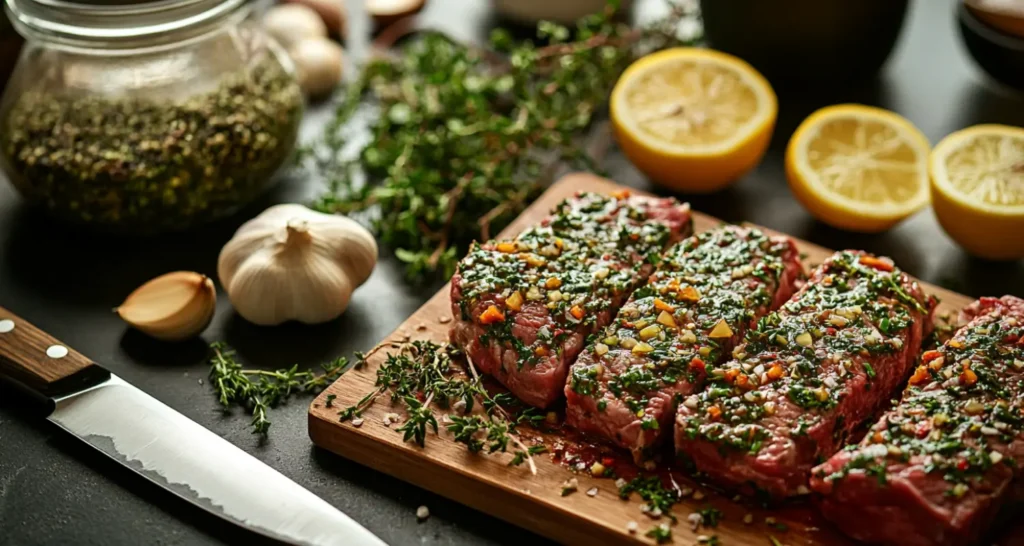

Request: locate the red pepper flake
(689, 357), (706, 373)
(956, 459), (970, 471)
(959, 364), (978, 386)
(909, 366), (931, 385)
(825, 327), (837, 336)
(859, 255), (895, 272)
(570, 305), (585, 320)
(479, 305), (505, 324)
(724, 369), (741, 384)
(915, 422), (931, 438)
(922, 350), (942, 364)
(653, 298), (676, 313)
(601, 456), (615, 467)
(735, 374), (750, 389)
(707, 406), (722, 420)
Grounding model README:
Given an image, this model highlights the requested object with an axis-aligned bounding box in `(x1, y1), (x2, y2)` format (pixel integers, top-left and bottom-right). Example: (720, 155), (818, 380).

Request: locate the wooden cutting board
(309, 173), (987, 546)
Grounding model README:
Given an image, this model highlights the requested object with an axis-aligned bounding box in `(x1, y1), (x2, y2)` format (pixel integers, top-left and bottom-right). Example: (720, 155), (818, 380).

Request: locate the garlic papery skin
(218, 204), (378, 326)
(116, 271), (217, 341)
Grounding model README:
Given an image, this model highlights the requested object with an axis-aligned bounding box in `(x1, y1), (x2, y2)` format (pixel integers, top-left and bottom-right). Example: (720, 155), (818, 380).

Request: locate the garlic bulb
(116, 271), (217, 341)
(218, 204), (377, 326)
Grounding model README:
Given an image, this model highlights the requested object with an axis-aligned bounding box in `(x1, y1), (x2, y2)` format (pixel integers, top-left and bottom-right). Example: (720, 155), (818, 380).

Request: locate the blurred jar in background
(0, 13), (22, 91)
(0, 0), (304, 233)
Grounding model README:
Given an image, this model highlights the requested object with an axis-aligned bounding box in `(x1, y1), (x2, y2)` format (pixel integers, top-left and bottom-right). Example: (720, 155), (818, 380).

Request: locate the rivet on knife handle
(0, 306), (109, 399)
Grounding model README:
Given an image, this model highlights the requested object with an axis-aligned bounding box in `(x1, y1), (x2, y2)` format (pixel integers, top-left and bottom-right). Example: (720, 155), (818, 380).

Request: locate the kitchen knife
(0, 306), (386, 546)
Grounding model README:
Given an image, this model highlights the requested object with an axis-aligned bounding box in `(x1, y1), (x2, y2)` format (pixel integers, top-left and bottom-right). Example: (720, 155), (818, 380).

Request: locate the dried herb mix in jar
(0, 58), (303, 232)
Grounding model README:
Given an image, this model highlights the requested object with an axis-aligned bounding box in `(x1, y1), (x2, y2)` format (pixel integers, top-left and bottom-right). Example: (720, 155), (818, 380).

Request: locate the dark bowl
(958, 1), (1024, 91)
(699, 0), (910, 89)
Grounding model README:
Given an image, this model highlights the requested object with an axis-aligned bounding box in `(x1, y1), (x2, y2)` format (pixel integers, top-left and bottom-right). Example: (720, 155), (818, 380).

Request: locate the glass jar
(0, 0), (304, 233)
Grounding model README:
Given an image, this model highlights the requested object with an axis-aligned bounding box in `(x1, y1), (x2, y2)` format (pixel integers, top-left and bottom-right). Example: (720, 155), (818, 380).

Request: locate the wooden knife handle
(0, 306), (109, 398)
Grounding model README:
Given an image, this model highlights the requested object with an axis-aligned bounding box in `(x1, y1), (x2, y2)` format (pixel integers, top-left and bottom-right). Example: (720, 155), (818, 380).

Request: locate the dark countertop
(2, 1), (1023, 545)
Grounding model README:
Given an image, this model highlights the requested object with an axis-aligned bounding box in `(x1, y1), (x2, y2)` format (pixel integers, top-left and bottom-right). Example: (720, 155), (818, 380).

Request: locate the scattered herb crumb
(325, 394), (337, 407)
(618, 476), (681, 522)
(561, 477), (579, 496)
(645, 523), (672, 544)
(697, 507), (723, 528)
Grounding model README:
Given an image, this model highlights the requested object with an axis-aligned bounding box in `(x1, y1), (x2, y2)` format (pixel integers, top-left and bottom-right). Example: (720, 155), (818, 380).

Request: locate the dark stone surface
(0, 0), (1022, 545)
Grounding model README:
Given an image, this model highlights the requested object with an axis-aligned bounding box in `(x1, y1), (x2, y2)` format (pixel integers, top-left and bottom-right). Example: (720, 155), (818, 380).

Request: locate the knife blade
(0, 306), (386, 546)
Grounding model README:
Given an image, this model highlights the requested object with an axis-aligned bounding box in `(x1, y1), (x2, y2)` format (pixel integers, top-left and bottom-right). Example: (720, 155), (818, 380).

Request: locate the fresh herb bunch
(338, 340), (547, 471)
(209, 342), (347, 435)
(305, 1), (695, 282)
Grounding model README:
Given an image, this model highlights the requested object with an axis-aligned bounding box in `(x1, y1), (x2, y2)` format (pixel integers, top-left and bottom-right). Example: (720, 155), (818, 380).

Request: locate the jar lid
(6, 0), (249, 46)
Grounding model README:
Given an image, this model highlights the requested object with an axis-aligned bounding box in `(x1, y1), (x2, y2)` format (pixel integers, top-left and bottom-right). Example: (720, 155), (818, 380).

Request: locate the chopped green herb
(645, 523), (672, 544)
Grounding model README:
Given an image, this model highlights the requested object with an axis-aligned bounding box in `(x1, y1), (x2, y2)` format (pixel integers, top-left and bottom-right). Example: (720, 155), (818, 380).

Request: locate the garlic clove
(284, 0), (347, 37)
(262, 4), (328, 49)
(290, 38), (344, 98)
(116, 271), (217, 341)
(367, 0), (426, 28)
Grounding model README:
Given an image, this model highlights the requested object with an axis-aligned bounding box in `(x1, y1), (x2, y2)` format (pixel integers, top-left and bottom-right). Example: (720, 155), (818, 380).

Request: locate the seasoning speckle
(416, 505), (429, 521)
(561, 477), (579, 496)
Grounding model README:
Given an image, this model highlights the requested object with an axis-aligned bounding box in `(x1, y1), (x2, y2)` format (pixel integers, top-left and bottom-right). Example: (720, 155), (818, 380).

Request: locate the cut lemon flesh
(786, 104), (931, 233)
(930, 124), (1024, 259)
(611, 48), (776, 193)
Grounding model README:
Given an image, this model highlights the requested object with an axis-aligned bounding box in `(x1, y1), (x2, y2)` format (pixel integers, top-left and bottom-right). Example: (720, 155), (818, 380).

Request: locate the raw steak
(675, 251), (936, 499)
(564, 226), (803, 462)
(449, 191), (692, 408)
(811, 295), (1024, 546)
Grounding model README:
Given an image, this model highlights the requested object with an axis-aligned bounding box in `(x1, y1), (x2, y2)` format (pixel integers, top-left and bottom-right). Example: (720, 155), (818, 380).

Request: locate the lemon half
(930, 124), (1024, 260)
(611, 48), (777, 193)
(785, 104), (931, 233)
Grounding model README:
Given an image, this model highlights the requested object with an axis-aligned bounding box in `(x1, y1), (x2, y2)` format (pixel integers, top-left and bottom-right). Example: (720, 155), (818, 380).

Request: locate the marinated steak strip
(811, 296), (1024, 546)
(449, 191), (692, 408)
(675, 251), (936, 499)
(565, 226), (803, 462)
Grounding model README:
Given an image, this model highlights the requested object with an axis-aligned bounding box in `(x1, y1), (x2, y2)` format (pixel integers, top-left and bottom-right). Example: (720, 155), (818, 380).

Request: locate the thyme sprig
(305, 0), (696, 282)
(338, 340), (546, 472)
(209, 342), (347, 435)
